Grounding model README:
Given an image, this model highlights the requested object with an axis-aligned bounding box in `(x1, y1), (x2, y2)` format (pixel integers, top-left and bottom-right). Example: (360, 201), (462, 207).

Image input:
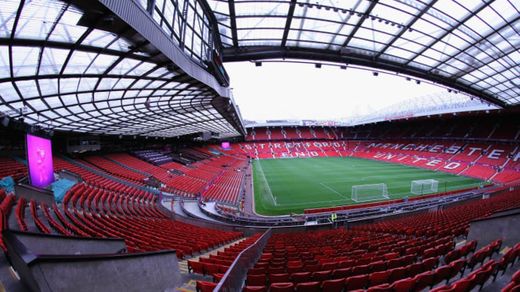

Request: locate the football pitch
(252, 157), (485, 216)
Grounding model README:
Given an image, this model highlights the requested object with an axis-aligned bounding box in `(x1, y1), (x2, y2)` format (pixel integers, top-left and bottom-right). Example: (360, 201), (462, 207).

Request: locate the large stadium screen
(221, 141), (231, 150)
(26, 134), (54, 188)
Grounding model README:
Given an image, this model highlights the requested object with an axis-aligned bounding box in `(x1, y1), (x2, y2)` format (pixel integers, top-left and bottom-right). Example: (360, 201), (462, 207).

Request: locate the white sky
(226, 61), (450, 121)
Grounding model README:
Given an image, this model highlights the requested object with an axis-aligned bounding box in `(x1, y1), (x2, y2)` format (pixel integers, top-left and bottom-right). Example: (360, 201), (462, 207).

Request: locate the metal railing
(214, 229), (272, 291)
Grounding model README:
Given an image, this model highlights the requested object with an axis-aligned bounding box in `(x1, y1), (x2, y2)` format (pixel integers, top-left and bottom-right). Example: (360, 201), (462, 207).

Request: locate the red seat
(370, 260), (386, 272)
(369, 270), (391, 286)
(422, 257), (438, 271)
(512, 269), (520, 283)
(501, 282), (520, 292)
(338, 259), (355, 268)
(291, 272), (312, 283)
(413, 271), (434, 291)
(305, 264), (322, 272)
(270, 273), (291, 284)
(312, 270), (332, 281)
(332, 267), (351, 279)
(452, 273), (477, 292)
(384, 252), (399, 260)
(448, 258), (466, 278)
(196, 280), (216, 292)
(430, 285), (456, 292)
(248, 267), (266, 275)
(345, 274), (369, 290)
(203, 263), (222, 275)
(352, 264), (370, 275)
(391, 277), (415, 292)
(444, 249), (461, 264)
(473, 261), (496, 289)
(423, 248), (437, 259)
(213, 273), (224, 282)
(387, 258), (403, 269)
(243, 286), (267, 292)
(468, 248), (490, 270)
(288, 264), (303, 274)
(408, 262), (423, 277)
(434, 265), (454, 285)
(389, 266), (408, 282)
(188, 260), (205, 274)
(247, 274), (265, 286)
(367, 283), (392, 292)
(269, 267), (286, 274)
(270, 282), (295, 292)
(321, 278), (344, 292)
(295, 281), (320, 292)
(463, 240), (478, 255)
(322, 262), (337, 270)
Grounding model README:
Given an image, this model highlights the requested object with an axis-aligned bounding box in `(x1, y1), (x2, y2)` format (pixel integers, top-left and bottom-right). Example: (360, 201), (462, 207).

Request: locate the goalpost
(411, 179), (439, 195)
(351, 183), (389, 202)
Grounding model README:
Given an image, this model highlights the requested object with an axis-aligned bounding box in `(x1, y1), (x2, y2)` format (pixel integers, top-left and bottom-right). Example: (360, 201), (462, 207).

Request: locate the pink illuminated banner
(26, 134), (54, 188)
(221, 142), (230, 149)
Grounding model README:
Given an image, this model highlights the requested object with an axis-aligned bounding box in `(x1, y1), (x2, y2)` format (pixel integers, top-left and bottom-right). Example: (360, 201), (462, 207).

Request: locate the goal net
(411, 179), (439, 195)
(351, 183), (389, 202)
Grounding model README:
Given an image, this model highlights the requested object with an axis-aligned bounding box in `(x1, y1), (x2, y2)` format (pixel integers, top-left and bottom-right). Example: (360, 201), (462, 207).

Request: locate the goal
(411, 179), (439, 195)
(351, 183), (389, 202)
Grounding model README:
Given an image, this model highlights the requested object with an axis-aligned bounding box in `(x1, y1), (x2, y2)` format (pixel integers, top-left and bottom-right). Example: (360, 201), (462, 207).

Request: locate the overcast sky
(226, 61), (451, 121)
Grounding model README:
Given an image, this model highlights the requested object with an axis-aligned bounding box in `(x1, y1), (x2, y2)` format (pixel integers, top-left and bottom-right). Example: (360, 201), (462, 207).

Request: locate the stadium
(0, 0), (519, 291)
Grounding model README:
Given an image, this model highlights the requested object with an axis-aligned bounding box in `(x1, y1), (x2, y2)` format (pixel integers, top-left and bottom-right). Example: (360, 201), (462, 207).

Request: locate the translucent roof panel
(211, 0), (520, 107)
(0, 0), (241, 138)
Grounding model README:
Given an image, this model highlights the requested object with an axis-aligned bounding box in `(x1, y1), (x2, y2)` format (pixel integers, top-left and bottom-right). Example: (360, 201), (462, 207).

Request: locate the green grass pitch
(252, 157), (485, 216)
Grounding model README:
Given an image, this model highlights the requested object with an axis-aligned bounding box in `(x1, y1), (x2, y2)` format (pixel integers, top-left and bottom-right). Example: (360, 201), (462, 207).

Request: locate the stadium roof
(1, 0), (518, 139)
(0, 0), (244, 138)
(210, 0), (520, 107)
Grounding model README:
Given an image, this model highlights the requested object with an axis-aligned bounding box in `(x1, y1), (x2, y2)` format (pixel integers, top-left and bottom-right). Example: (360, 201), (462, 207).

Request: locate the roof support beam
(436, 17), (520, 80)
(467, 56), (520, 87)
(431, 14), (520, 72)
(228, 0), (239, 46)
(450, 41), (519, 81)
(404, 0), (493, 66)
(342, 0), (377, 48)
(281, 0), (297, 47)
(327, 0), (363, 49)
(0, 38), (154, 62)
(375, 0), (437, 59)
(99, 0), (230, 97)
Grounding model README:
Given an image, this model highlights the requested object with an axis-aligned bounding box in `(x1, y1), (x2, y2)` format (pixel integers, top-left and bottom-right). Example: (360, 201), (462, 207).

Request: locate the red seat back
(321, 278), (344, 292)
(270, 282), (295, 292)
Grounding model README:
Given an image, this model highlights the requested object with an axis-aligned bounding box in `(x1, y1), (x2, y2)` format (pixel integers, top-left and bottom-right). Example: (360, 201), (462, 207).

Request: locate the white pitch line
(274, 198), (348, 207)
(319, 182), (349, 200)
(255, 160), (277, 206)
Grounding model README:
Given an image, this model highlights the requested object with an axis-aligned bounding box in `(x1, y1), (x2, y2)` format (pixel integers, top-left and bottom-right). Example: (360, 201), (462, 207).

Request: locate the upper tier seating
(58, 151), (247, 205)
(83, 156), (147, 185)
(0, 157), (26, 180)
(245, 127), (340, 141)
(246, 110), (519, 143)
(133, 149), (174, 165)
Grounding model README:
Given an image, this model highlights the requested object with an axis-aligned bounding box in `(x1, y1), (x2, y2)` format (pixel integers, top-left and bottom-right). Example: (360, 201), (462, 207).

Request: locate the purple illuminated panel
(221, 142), (230, 149)
(26, 134), (54, 188)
